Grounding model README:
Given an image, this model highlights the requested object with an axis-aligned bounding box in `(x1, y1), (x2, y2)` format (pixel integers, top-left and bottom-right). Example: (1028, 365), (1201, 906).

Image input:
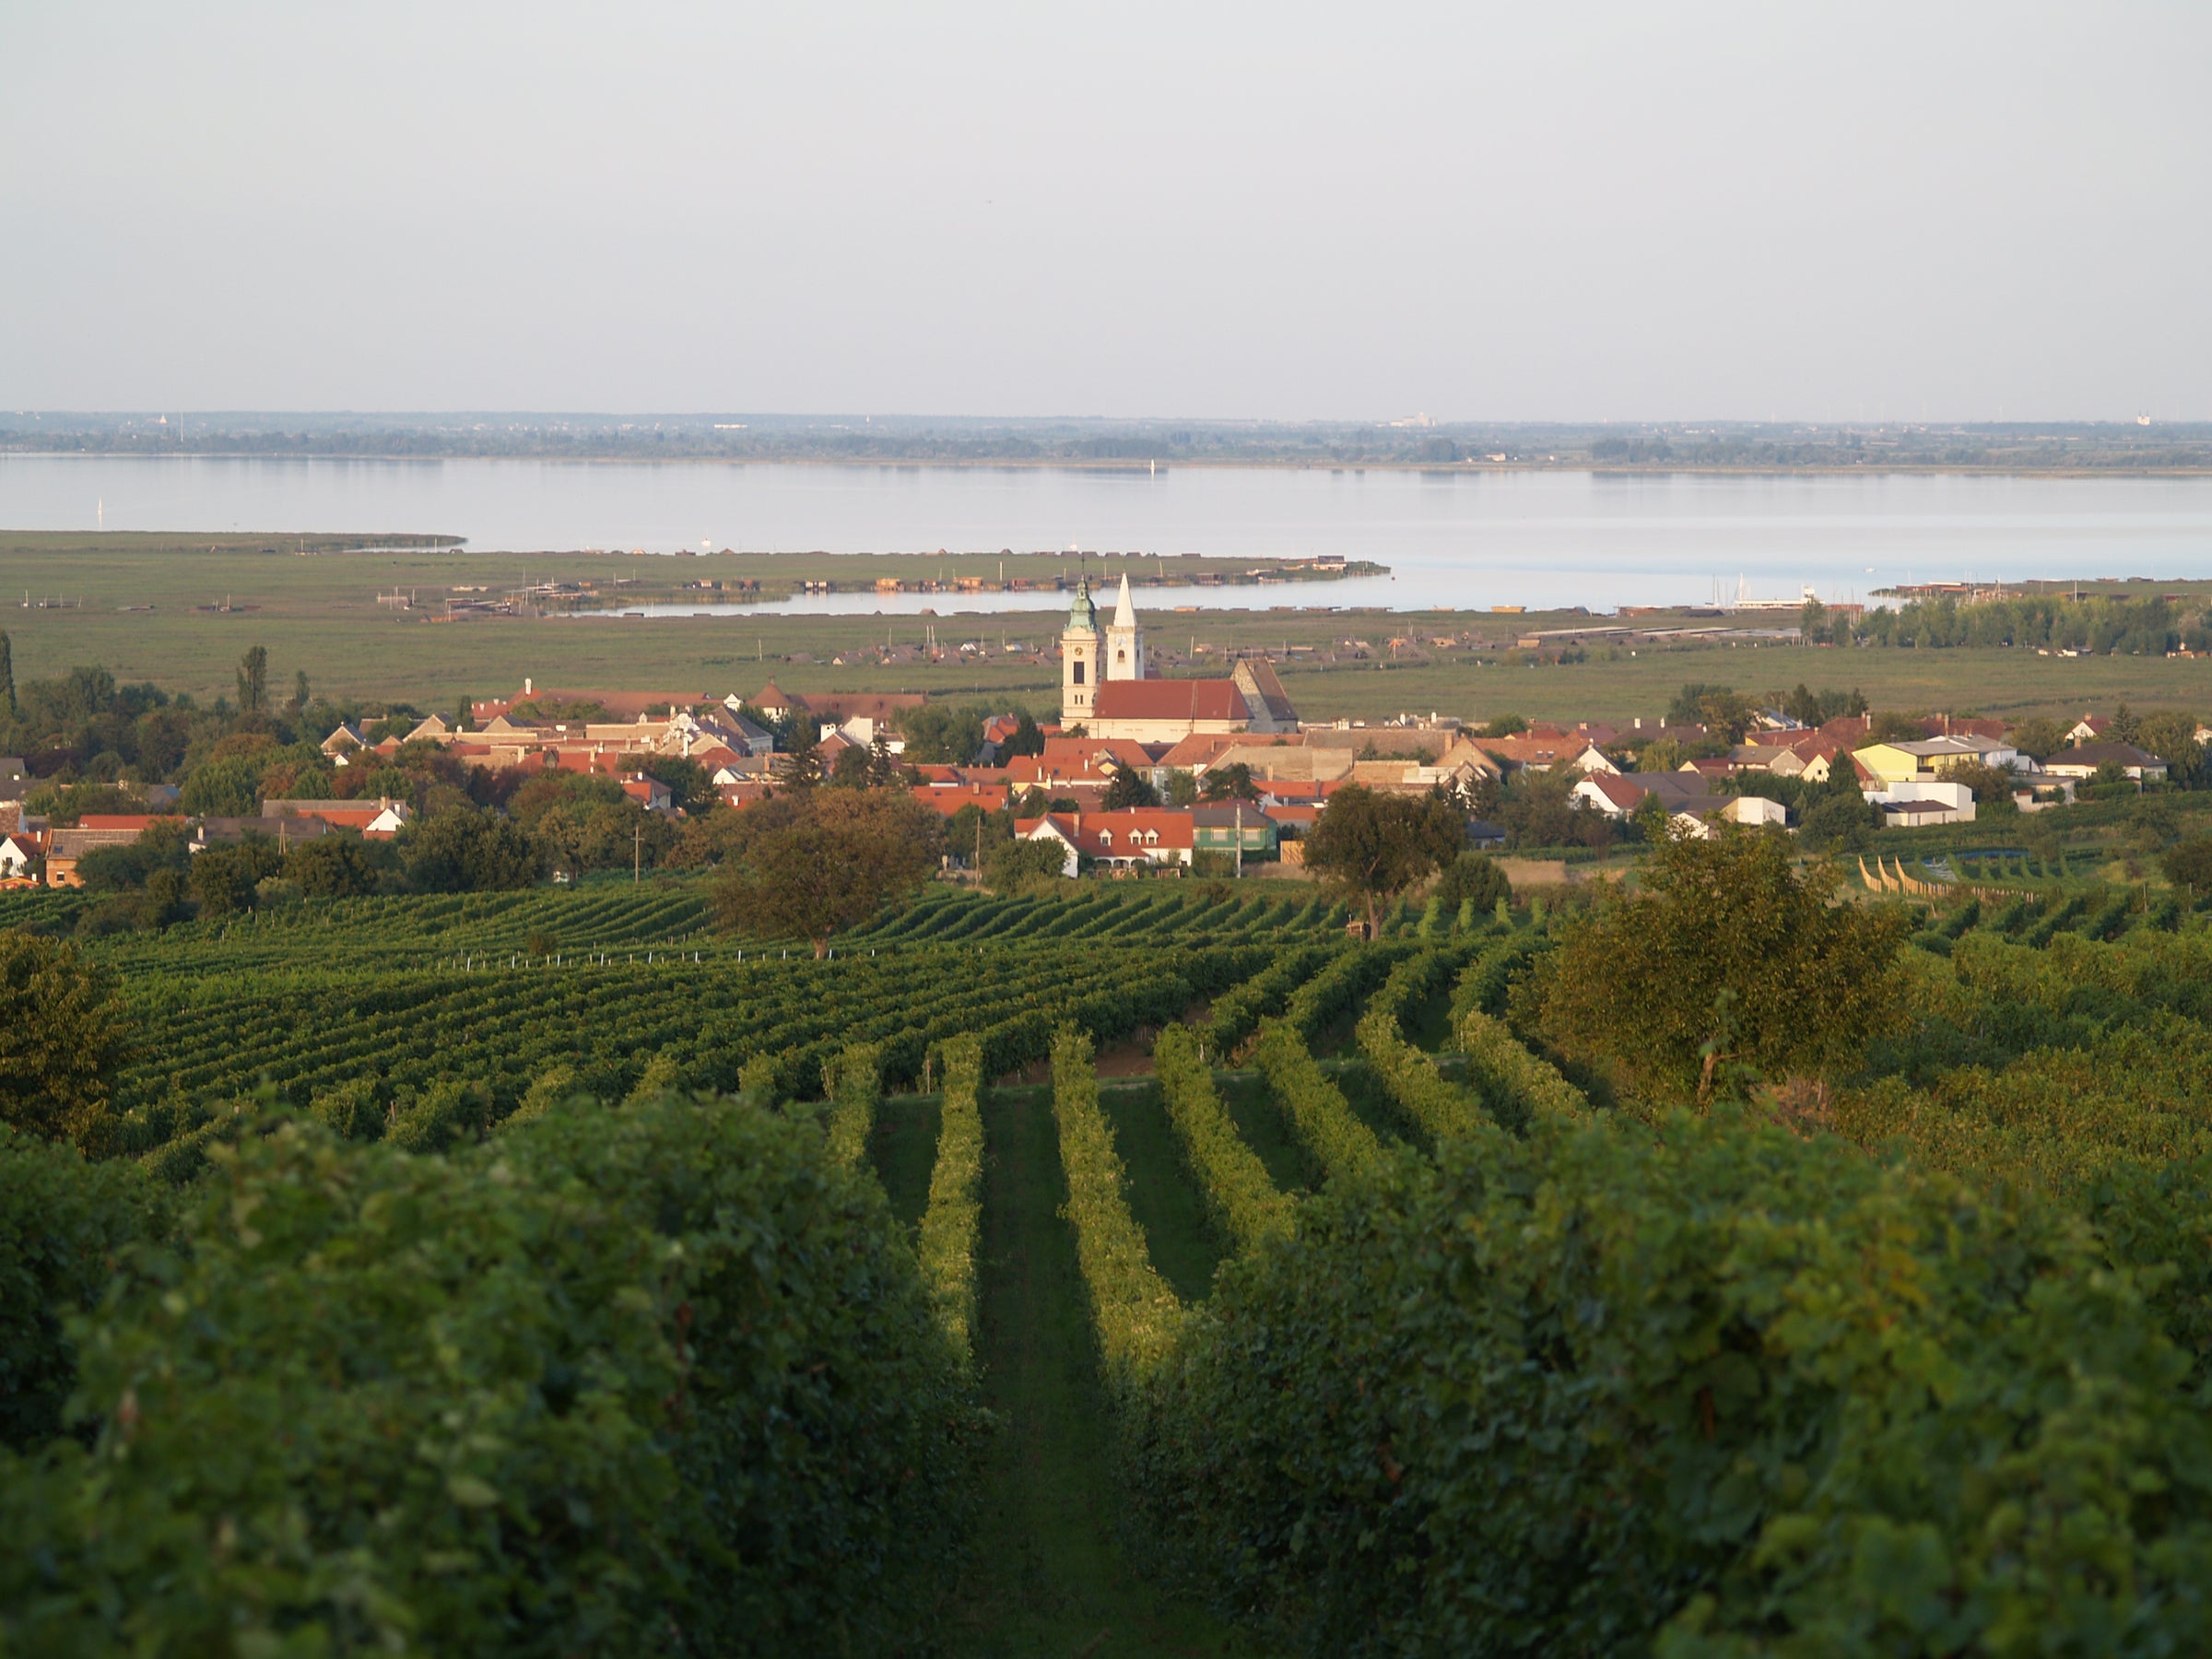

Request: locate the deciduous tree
(711, 791), (941, 956)
(1302, 784), (1465, 935)
(1518, 825), (1909, 1104)
(0, 931), (129, 1143)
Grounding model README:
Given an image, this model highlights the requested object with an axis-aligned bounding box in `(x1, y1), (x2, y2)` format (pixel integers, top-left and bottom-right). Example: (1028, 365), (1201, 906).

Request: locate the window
(1116, 649), (1125, 663)
(1143, 830), (1158, 845)
(1073, 661), (1086, 685)
(1097, 830), (1113, 846)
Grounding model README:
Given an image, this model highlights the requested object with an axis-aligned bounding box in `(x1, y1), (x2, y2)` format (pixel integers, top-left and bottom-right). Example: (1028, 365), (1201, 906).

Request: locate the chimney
(1634, 717), (1642, 730)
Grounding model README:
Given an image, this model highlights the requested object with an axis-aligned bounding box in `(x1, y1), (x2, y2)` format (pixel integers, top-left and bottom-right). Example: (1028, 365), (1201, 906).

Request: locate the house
(1473, 735), (1608, 773)
(2039, 742), (2168, 783)
(1571, 773), (1650, 819)
(320, 724), (368, 763)
(620, 774), (676, 814)
(263, 797), (416, 838)
(43, 826), (149, 887)
(192, 816), (335, 852)
(0, 758), (24, 782)
(1865, 779), (1976, 827)
(1192, 804), (1277, 858)
(2066, 714), (2113, 746)
(1853, 737), (2020, 786)
(1076, 808), (1196, 868)
(0, 831), (44, 879)
(1718, 794), (1790, 829)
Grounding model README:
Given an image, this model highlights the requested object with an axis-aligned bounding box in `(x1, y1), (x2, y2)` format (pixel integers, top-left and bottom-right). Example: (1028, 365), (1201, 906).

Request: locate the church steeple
(1105, 572), (1146, 682)
(1060, 576), (1100, 724)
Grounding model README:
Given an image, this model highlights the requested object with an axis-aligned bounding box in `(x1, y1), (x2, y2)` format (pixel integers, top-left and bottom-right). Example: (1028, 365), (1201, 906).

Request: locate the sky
(2, 2), (2206, 421)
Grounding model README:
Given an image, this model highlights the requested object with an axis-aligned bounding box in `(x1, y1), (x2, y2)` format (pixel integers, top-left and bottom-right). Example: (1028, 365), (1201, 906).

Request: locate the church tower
(1105, 572), (1146, 681)
(1060, 578), (1100, 724)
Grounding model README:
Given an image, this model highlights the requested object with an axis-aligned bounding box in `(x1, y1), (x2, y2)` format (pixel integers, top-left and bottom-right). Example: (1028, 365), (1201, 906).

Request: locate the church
(1060, 575), (1300, 745)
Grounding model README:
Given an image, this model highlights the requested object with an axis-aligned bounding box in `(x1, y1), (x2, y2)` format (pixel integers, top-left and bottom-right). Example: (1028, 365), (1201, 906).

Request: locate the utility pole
(1233, 801), (1243, 878)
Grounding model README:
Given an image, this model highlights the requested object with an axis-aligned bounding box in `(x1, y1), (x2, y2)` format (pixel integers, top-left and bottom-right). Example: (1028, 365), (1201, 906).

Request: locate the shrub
(1128, 1112), (2212, 1657)
(917, 1035), (985, 1366)
(1154, 1023), (1294, 1251)
(0, 1128), (166, 1452)
(0, 930), (129, 1146)
(0, 1097), (984, 1654)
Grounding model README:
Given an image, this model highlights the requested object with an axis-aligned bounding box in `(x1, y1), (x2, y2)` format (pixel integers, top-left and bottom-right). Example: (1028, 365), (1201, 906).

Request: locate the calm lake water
(4, 454), (2208, 613)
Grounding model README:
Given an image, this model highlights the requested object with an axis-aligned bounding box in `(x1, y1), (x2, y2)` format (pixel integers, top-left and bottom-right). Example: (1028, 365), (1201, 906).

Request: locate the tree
(1302, 784), (1466, 935)
(1868, 710), (1931, 742)
(236, 645), (269, 716)
(1798, 791), (1877, 854)
(775, 728), (824, 789)
(1478, 713), (1529, 738)
(1163, 770), (1199, 807)
(830, 744), (873, 790)
(285, 833), (380, 897)
(1003, 711), (1046, 759)
(406, 810), (545, 892)
(710, 792), (941, 956)
(1201, 762), (1259, 803)
(898, 702), (988, 765)
(2162, 838), (2212, 893)
(2007, 717), (2069, 762)
(1667, 683), (1734, 727)
(1696, 690), (1760, 745)
(0, 931), (128, 1142)
(190, 838), (282, 915)
(1103, 769), (1159, 810)
(181, 753), (264, 818)
(625, 753), (715, 814)
(0, 629), (13, 716)
(1518, 826), (1909, 1105)
(1432, 850), (1510, 914)
(985, 837), (1068, 893)
(290, 670), (311, 714)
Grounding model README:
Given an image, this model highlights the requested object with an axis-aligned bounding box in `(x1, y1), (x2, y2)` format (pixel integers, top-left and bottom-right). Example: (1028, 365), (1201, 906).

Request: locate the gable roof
(1093, 679), (1249, 722)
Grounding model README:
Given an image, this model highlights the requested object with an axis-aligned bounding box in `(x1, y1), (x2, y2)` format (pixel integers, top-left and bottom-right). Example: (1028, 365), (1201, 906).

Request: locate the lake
(4, 454), (2207, 613)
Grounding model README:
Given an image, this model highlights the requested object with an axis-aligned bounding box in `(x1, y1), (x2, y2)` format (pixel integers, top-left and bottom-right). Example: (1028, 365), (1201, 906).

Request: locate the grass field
(4, 532), (2212, 724)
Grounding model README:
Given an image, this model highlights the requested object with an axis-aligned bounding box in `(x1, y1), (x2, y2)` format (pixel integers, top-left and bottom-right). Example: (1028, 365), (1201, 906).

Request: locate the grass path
(952, 1085), (1260, 1657)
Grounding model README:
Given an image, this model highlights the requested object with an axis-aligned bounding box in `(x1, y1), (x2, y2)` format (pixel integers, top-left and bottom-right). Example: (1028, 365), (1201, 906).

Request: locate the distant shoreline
(8, 451), (2212, 480)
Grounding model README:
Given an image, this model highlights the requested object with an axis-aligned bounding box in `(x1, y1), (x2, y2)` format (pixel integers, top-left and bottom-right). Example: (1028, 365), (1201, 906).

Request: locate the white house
(1016, 814), (1083, 878)
(1865, 778), (1976, 826)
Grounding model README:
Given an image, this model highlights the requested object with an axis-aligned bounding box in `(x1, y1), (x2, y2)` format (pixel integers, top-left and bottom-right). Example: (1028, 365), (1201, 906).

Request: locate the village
(0, 575), (2186, 889)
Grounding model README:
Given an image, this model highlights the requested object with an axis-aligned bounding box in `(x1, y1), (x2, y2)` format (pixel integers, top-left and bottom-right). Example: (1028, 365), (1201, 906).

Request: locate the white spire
(1112, 571), (1135, 629)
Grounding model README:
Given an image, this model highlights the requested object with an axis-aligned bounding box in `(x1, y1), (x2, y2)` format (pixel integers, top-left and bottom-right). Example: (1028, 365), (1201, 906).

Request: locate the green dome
(1066, 577), (1099, 632)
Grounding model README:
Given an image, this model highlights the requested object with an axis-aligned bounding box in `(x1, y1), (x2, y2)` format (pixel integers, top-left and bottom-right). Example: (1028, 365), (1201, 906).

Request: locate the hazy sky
(3, 2), (2206, 420)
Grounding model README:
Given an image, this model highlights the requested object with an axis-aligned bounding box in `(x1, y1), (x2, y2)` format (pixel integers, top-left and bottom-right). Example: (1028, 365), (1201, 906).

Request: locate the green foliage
(984, 835), (1069, 892)
(2164, 836), (2212, 891)
(405, 808), (546, 892)
(710, 789), (941, 954)
(1103, 769), (1160, 810)
(1051, 1026), (1183, 1388)
(917, 1035), (984, 1367)
(0, 931), (128, 1145)
(0, 1097), (984, 1655)
(1302, 784), (1465, 931)
(0, 1128), (166, 1453)
(1430, 849), (1510, 915)
(1206, 940), (1345, 1057)
(1252, 1021), (1386, 1182)
(1458, 1006), (1590, 1130)
(1128, 1111), (2212, 1657)
(821, 1041), (881, 1168)
(1353, 947), (1490, 1145)
(1154, 1024), (1294, 1252)
(1522, 828), (1911, 1104)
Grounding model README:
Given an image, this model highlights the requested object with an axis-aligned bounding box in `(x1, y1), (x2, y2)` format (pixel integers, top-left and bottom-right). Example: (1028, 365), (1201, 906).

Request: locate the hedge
(1126, 1110), (2212, 1656)
(1252, 1020), (1387, 1181)
(821, 1041), (882, 1169)
(1457, 1007), (1589, 1131)
(918, 1034), (985, 1367)
(1050, 1026), (1183, 1389)
(1154, 1024), (1295, 1252)
(0, 1096), (985, 1655)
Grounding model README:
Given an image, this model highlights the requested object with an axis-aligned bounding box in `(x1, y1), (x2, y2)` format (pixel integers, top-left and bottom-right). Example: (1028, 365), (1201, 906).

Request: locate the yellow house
(1851, 743), (1923, 785)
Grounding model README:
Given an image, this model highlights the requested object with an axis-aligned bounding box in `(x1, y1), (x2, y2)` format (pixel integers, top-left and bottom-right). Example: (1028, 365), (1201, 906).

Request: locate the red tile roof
(1093, 679), (1248, 722)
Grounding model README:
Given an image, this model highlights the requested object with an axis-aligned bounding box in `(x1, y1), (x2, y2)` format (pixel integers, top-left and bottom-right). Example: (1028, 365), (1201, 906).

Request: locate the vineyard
(13, 866), (2212, 1653)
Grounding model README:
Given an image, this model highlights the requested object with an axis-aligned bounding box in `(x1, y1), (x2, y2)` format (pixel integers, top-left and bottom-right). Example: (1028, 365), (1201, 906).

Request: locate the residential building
(1192, 804), (1277, 858)
(2039, 742), (2168, 783)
